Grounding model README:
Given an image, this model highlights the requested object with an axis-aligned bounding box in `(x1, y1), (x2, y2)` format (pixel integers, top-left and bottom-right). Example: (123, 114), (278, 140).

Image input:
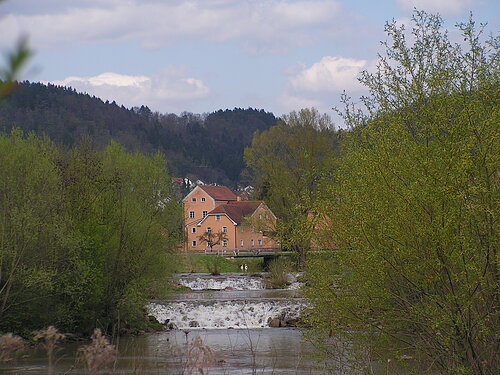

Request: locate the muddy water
(2, 273), (323, 374)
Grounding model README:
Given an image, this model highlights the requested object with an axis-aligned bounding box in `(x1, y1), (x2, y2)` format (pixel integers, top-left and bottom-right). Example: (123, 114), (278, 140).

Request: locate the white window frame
(258, 239), (262, 246)
(222, 226), (227, 233)
(251, 239), (254, 247)
(201, 197), (206, 202)
(189, 211), (195, 219)
(222, 240), (228, 247)
(192, 240), (197, 247)
(207, 227), (212, 233)
(240, 239), (244, 247)
(216, 215), (221, 222)
(192, 197), (196, 202)
(191, 227), (196, 233)
(202, 211), (208, 218)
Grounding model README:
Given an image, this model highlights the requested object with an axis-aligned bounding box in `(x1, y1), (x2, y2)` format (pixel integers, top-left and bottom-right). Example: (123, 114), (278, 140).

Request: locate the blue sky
(1, 0), (498, 123)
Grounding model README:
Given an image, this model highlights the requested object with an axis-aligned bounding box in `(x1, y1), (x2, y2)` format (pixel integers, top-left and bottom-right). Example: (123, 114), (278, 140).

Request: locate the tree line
(0, 85), (278, 187)
(0, 131), (182, 336)
(244, 12), (498, 374)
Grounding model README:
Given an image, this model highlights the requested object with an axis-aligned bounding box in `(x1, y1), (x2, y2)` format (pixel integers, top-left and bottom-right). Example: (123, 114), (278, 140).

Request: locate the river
(2, 272), (327, 374)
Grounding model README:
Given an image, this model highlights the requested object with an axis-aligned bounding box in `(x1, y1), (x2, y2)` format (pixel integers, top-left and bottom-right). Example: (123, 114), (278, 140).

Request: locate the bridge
(185, 248), (293, 258)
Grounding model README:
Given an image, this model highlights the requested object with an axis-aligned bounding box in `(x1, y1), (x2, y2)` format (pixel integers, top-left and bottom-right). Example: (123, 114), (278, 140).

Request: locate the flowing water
(2, 272), (324, 374)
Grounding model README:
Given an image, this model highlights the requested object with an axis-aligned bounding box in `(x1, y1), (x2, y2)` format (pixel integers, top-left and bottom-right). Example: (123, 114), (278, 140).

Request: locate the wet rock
(166, 321), (178, 330)
(189, 320), (200, 327)
(284, 318), (299, 327)
(268, 317), (282, 327)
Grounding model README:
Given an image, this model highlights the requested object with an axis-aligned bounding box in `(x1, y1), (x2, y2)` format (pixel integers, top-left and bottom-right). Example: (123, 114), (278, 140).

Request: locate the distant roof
(200, 186), (237, 201)
(208, 201), (263, 224)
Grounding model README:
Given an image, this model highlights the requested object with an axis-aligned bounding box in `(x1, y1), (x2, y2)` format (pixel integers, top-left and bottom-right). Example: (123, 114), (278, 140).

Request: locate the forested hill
(0, 81), (279, 186)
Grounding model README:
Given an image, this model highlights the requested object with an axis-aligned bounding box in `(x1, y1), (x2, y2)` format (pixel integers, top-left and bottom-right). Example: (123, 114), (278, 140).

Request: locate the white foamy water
(175, 272), (305, 291)
(148, 299), (304, 329)
(178, 276), (264, 290)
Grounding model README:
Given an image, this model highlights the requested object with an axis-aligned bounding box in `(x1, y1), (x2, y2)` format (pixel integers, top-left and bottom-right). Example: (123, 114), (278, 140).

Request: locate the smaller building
(183, 185), (279, 252)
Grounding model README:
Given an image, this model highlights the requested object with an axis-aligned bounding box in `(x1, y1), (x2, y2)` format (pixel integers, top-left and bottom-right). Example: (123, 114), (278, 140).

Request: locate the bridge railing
(187, 248), (285, 256)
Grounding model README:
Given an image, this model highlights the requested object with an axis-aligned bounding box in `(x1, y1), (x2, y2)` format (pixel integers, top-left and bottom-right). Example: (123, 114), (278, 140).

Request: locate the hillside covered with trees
(0, 82), (279, 186)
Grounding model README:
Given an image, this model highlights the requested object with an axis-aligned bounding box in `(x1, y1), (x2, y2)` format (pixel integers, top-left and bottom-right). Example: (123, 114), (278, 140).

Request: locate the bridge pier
(262, 255), (279, 271)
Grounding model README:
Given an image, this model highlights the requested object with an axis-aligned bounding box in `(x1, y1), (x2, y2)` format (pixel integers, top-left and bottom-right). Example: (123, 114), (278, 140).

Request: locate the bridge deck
(183, 248), (292, 257)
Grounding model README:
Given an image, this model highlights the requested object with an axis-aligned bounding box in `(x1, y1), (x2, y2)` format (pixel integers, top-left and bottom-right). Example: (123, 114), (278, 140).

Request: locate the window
(259, 214), (262, 219)
(251, 239), (254, 247)
(191, 227), (196, 233)
(192, 240), (197, 247)
(258, 239), (262, 246)
(222, 240), (228, 247)
(222, 226), (227, 233)
(240, 240), (244, 247)
(207, 227), (212, 233)
(189, 211), (195, 219)
(201, 197), (206, 202)
(191, 197), (196, 202)
(216, 215), (221, 222)
(202, 211), (208, 218)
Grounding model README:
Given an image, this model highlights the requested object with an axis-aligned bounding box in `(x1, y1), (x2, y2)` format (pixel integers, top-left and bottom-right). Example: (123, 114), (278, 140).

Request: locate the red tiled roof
(208, 201), (262, 224)
(200, 186), (237, 201)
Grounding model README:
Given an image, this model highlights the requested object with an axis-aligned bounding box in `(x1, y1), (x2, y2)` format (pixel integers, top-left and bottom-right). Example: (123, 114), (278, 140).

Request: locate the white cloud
(0, 0), (342, 53)
(278, 93), (322, 113)
(289, 56), (367, 92)
(49, 69), (210, 112)
(395, 0), (475, 16)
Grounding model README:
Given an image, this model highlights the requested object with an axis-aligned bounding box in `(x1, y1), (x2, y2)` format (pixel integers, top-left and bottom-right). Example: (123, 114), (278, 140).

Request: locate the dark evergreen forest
(0, 81), (279, 186)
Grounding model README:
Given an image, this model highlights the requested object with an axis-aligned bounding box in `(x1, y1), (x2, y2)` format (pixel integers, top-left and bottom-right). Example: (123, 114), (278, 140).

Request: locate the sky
(0, 0), (498, 123)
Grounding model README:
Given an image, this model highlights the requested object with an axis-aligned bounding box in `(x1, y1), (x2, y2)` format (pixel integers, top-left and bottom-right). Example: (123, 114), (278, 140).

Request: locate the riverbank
(1, 271), (315, 374)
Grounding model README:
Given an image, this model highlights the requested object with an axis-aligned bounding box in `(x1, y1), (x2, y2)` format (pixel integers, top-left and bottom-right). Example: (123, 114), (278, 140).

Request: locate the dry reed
(0, 333), (25, 362)
(78, 328), (118, 375)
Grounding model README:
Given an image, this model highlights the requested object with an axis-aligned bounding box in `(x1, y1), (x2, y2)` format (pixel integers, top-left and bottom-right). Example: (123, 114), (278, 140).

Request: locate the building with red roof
(183, 185), (279, 252)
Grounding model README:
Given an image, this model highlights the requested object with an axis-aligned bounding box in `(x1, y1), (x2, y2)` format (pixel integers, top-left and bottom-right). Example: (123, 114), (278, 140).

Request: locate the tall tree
(244, 108), (338, 266)
(307, 12), (499, 374)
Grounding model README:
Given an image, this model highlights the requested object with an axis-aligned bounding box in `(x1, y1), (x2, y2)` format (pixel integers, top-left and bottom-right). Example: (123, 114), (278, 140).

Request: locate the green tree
(307, 12), (499, 374)
(0, 130), (67, 332)
(244, 108), (338, 267)
(0, 130), (182, 335)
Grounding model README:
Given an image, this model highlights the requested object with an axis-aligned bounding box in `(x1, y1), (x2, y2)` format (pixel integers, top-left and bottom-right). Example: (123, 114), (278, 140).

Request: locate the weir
(147, 273), (305, 330)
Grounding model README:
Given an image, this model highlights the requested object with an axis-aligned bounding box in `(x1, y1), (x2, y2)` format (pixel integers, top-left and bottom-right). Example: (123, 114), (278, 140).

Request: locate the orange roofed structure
(183, 185), (280, 252)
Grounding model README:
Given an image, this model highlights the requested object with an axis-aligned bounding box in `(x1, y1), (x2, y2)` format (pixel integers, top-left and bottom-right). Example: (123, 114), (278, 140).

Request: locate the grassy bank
(172, 254), (265, 274)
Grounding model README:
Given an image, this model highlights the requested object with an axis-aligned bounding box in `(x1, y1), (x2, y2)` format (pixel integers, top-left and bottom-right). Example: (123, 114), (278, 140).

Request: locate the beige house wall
(183, 187), (216, 225)
(183, 187), (280, 252)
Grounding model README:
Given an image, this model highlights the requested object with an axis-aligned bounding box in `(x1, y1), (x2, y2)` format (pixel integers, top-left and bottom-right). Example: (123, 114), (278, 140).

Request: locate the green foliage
(0, 37), (31, 98)
(0, 129), (182, 335)
(177, 254), (264, 274)
(0, 85), (278, 185)
(307, 11), (499, 374)
(244, 108), (339, 266)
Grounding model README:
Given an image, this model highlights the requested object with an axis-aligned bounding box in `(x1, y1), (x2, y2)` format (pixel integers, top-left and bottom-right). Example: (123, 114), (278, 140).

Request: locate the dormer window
(216, 215), (221, 222)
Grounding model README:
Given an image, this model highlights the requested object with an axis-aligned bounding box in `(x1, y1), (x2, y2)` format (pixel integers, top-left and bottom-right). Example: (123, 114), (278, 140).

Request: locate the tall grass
(265, 258), (292, 289)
